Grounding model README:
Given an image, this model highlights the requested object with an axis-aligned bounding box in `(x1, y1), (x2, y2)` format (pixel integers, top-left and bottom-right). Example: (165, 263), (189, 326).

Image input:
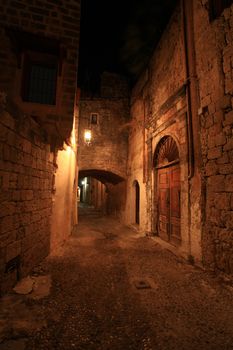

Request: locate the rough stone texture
(0, 107), (54, 295)
(124, 96), (148, 230)
(2, 212), (233, 349)
(89, 178), (107, 213)
(79, 73), (129, 180)
(125, 0), (233, 274)
(0, 0), (80, 293)
(78, 97), (128, 179)
(0, 0), (80, 142)
(194, 1), (233, 273)
(126, 3), (194, 261)
(78, 73), (129, 218)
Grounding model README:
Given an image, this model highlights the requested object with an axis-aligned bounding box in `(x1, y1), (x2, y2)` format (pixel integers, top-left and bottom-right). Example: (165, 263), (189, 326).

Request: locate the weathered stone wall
(79, 74), (129, 179)
(0, 101), (54, 294)
(124, 95), (147, 230)
(79, 98), (129, 179)
(90, 178), (107, 213)
(0, 0), (80, 141)
(147, 4), (186, 124)
(194, 1), (233, 273)
(106, 182), (126, 217)
(78, 73), (129, 218)
(127, 0), (233, 273)
(126, 3), (194, 259)
(0, 0), (80, 292)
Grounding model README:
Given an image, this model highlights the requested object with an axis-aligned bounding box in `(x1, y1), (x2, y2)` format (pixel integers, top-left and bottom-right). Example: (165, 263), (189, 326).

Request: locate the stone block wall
(89, 178), (107, 212)
(78, 73), (129, 219)
(125, 3), (195, 260)
(147, 3), (186, 125)
(0, 0), (80, 293)
(0, 0), (80, 142)
(127, 0), (233, 273)
(79, 74), (129, 180)
(0, 100), (54, 294)
(79, 98), (129, 179)
(194, 1), (233, 273)
(124, 94), (148, 230)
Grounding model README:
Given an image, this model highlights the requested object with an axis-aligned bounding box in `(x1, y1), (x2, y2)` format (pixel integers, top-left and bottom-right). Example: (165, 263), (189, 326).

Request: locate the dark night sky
(78, 0), (177, 91)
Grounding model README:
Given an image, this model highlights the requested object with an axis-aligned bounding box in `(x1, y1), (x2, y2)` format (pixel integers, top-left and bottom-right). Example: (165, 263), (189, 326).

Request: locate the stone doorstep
(150, 235), (192, 265)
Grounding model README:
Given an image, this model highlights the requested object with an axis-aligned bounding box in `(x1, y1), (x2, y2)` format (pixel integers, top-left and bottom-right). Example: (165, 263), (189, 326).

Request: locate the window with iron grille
(209, 0), (232, 21)
(22, 53), (58, 105)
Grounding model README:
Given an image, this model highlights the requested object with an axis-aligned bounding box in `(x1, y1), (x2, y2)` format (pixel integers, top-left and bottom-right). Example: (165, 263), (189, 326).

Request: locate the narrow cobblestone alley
(1, 210), (233, 350)
(1, 2), (233, 349)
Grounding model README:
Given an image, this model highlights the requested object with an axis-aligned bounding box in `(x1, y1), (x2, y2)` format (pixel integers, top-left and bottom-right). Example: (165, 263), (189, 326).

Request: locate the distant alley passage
(17, 210), (233, 349)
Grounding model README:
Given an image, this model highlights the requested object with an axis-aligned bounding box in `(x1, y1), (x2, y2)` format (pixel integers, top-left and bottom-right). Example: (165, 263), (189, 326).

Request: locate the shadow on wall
(106, 181), (127, 219)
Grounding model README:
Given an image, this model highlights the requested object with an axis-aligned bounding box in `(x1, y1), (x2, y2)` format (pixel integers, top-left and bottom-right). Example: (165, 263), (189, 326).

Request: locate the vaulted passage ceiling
(79, 169), (125, 185)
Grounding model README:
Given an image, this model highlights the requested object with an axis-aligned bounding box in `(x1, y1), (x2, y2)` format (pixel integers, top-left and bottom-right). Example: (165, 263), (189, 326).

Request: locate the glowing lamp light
(84, 129), (92, 145)
(81, 177), (87, 186)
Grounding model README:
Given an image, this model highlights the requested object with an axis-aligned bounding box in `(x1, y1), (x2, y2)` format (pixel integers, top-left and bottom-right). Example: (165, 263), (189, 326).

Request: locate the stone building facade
(78, 1), (233, 275)
(78, 72), (129, 219)
(0, 0), (80, 293)
(126, 0), (233, 273)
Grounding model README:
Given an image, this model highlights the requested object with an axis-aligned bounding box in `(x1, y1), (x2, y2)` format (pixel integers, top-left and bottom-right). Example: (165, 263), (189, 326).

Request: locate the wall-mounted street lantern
(84, 129), (92, 145)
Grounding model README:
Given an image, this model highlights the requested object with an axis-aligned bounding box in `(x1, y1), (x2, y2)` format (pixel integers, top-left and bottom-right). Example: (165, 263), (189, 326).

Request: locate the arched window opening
(154, 136), (179, 169)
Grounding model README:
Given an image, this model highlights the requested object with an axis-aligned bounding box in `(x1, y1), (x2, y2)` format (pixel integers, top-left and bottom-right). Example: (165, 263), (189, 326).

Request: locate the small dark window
(22, 53), (58, 105)
(209, 0), (232, 21)
(90, 113), (98, 124)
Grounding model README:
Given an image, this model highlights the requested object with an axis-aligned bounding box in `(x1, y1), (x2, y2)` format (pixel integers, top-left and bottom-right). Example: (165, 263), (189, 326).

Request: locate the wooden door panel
(170, 165), (181, 243)
(170, 188), (180, 218)
(159, 172), (169, 185)
(159, 221), (169, 241)
(158, 190), (170, 241)
(170, 217), (181, 242)
(159, 189), (169, 215)
(158, 168), (170, 241)
(159, 214), (169, 242)
(157, 164), (181, 245)
(170, 167), (180, 183)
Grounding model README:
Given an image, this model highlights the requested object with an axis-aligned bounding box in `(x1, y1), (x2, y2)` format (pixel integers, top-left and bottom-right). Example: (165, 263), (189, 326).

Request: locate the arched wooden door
(155, 137), (181, 246)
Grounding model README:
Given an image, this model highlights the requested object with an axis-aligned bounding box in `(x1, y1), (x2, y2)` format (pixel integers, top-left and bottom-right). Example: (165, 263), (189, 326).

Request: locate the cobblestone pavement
(1, 209), (233, 350)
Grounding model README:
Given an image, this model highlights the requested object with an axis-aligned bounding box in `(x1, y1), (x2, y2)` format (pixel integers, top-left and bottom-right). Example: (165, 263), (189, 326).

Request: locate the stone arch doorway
(133, 180), (140, 225)
(154, 136), (181, 246)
